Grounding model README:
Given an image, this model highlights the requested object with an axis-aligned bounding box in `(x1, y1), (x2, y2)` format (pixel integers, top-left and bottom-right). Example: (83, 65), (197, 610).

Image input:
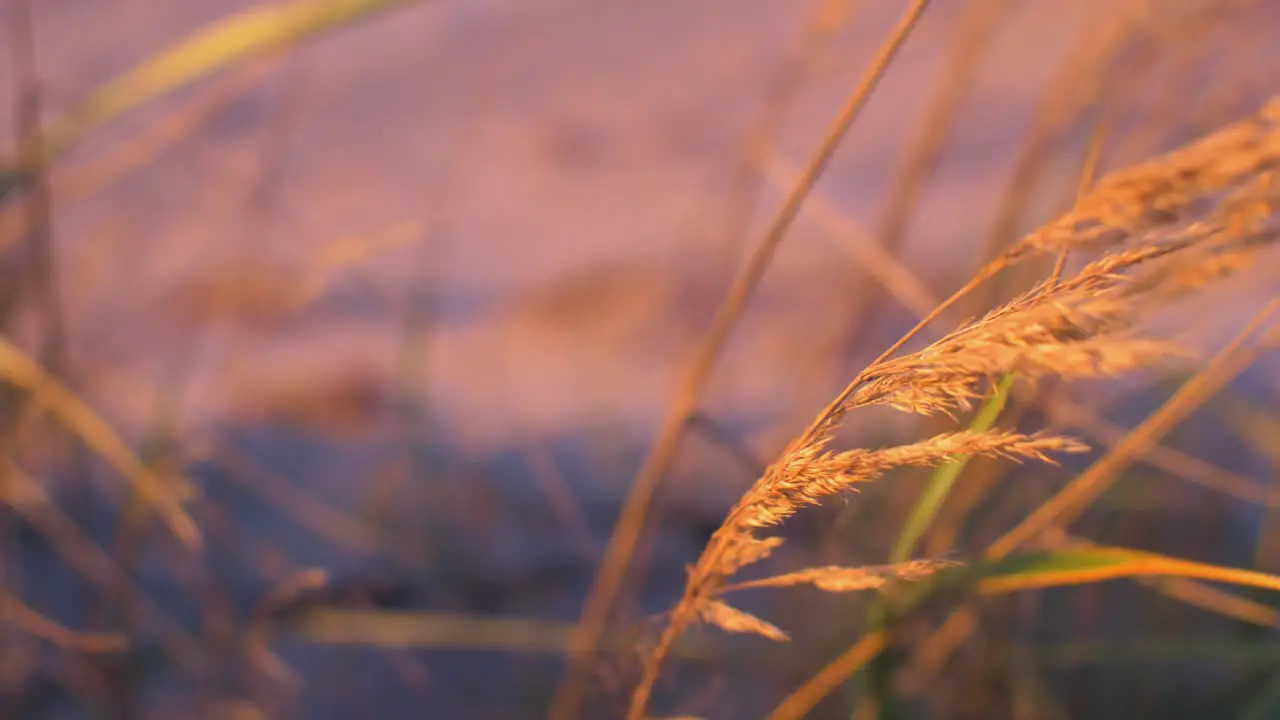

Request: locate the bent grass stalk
(629, 96), (1280, 719)
(769, 544), (1280, 720)
(555, 3), (937, 717)
(0, 339), (199, 548)
(771, 294), (1280, 719)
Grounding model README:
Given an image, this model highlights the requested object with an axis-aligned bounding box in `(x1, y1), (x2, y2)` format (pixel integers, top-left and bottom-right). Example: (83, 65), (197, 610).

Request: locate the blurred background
(1, 0), (1278, 717)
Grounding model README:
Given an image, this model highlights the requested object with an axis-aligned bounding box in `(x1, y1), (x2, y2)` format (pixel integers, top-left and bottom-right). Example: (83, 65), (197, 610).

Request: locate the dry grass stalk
(0, 338), (199, 548)
(835, 0), (1010, 354)
(1043, 393), (1280, 507)
(627, 96), (1280, 720)
(1038, 527), (1280, 631)
(973, 0), (1155, 276)
(791, 227), (1280, 720)
(0, 588), (128, 653)
(988, 297), (1280, 561)
(552, 3), (936, 716)
(722, 558), (963, 595)
(1000, 98), (1280, 262)
(773, 295), (1280, 717)
(696, 601), (789, 642)
(0, 463), (206, 672)
(797, 95), (1280, 443)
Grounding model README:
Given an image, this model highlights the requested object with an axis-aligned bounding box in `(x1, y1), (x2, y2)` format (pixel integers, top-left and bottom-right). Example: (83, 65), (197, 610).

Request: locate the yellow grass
(2, 2), (1279, 718)
(627, 93), (1280, 719)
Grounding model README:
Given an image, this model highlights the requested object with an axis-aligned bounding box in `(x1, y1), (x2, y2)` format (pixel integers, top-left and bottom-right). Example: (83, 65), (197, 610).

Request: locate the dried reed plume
(626, 96), (1280, 720)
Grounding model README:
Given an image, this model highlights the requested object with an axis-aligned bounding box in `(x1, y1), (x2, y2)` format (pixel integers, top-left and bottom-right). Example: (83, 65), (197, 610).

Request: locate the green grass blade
(862, 374), (1016, 718)
(886, 546), (1280, 614)
(0, 339), (199, 549)
(784, 547), (1280, 719)
(889, 373), (1016, 563)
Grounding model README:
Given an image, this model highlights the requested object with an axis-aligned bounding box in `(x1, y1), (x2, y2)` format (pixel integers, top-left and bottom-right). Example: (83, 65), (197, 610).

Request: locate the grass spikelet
(737, 431), (1088, 532)
(0, 339), (199, 549)
(723, 559), (962, 595)
(718, 536), (786, 577)
(695, 600), (789, 642)
(626, 98), (1280, 720)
